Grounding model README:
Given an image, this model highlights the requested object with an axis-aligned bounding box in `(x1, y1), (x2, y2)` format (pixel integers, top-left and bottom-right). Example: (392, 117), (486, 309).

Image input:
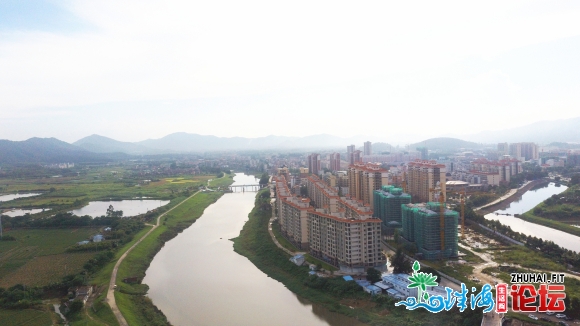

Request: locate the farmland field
(0, 228), (99, 286)
(0, 252), (96, 287)
(0, 308), (52, 326)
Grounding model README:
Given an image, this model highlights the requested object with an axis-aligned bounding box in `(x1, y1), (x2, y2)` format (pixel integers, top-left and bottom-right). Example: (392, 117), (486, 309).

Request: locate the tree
(366, 267), (381, 283)
(67, 300), (84, 315)
(259, 173), (269, 186)
(106, 205), (115, 217)
(390, 247), (412, 274)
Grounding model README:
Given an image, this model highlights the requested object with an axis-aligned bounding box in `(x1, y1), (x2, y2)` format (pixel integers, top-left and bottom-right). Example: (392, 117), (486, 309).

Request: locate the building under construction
(400, 202), (458, 260)
(373, 185), (411, 229)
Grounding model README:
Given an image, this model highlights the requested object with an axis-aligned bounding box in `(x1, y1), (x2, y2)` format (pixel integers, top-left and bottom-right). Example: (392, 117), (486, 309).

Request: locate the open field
(0, 228), (99, 286)
(0, 308), (53, 326)
(0, 168), (213, 216)
(208, 174), (236, 188)
(0, 252), (96, 288)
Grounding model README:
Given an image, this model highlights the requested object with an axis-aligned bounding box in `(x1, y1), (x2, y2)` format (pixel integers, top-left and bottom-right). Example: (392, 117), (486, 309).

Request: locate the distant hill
(545, 142), (580, 149)
(71, 133), (382, 153)
(462, 116), (580, 144)
(0, 138), (123, 164)
(74, 134), (157, 154)
(372, 142), (394, 153)
(409, 137), (484, 152)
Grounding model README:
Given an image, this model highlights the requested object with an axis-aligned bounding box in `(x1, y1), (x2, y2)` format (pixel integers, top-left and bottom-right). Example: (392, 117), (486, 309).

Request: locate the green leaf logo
(407, 261), (438, 303)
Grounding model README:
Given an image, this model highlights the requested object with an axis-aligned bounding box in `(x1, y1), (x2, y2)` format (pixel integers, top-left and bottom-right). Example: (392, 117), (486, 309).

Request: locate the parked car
(528, 314), (538, 320)
(546, 311), (555, 315)
(556, 314), (567, 319)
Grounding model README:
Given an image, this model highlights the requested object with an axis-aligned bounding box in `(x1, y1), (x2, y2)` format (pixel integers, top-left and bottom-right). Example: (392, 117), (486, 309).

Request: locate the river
(144, 173), (360, 326)
(484, 182), (580, 252)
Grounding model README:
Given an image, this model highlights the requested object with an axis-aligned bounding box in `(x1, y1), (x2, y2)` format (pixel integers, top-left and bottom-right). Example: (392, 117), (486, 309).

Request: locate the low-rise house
(77, 240), (89, 245)
(93, 234), (104, 242)
(75, 286), (92, 303)
(289, 254), (305, 266)
(104, 227), (112, 232)
(364, 285), (382, 295)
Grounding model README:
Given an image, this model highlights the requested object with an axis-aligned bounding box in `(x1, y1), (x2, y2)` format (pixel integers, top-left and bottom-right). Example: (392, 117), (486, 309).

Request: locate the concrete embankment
(474, 179), (550, 215)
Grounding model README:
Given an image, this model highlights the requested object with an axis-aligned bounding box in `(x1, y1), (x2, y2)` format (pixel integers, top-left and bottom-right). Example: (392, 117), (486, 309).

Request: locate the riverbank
(232, 189), (481, 326)
(475, 179), (549, 215)
(113, 191), (227, 325)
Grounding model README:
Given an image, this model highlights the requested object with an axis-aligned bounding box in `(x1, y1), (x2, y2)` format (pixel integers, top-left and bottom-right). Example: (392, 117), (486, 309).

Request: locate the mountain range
(0, 138), (125, 164)
(460, 116), (580, 144)
(1, 116), (579, 163)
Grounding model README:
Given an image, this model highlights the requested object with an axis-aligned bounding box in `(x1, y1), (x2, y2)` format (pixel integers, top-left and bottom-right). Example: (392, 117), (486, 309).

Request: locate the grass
(0, 308), (52, 326)
(0, 228), (99, 287)
(270, 219), (338, 272)
(519, 211), (580, 237)
(0, 252), (96, 287)
(492, 245), (566, 272)
(208, 173), (235, 188)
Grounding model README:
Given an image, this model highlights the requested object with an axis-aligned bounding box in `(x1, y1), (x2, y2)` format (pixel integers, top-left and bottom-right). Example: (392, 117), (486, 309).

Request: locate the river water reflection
(144, 173), (362, 326)
(484, 183), (580, 252)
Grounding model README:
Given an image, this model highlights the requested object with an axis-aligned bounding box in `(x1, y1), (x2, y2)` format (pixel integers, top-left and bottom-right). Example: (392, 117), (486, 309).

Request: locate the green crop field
(0, 228), (99, 287)
(0, 308), (52, 326)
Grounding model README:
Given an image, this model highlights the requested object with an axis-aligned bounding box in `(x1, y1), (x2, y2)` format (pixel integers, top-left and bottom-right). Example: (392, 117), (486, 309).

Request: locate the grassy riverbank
(232, 189), (482, 325)
(519, 211), (580, 237)
(114, 190), (228, 326)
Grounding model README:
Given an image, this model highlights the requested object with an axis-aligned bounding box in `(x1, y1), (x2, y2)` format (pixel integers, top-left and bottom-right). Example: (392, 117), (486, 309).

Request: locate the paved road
(106, 190), (201, 326)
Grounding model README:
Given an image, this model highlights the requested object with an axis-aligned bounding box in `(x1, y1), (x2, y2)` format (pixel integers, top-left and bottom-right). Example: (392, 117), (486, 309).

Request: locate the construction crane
(430, 185), (446, 254)
(448, 190), (466, 239)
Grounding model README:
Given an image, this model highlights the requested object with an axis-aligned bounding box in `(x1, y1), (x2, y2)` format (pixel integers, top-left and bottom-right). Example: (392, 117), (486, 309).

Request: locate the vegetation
(390, 248), (412, 274)
(366, 268), (381, 283)
(0, 169), (228, 325)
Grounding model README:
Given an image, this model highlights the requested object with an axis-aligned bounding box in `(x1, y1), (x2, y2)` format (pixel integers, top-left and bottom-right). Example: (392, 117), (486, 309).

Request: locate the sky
(1, 0), (580, 144)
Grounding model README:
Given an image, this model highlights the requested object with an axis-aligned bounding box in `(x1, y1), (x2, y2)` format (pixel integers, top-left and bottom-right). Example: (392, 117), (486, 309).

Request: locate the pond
(70, 199), (169, 217)
(2, 208), (51, 217)
(0, 193), (41, 202)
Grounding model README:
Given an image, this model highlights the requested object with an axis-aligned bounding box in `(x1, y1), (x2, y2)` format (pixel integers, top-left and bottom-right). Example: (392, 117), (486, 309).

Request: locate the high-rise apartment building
(373, 185), (411, 228)
(497, 143), (509, 155)
(347, 162), (389, 207)
(407, 160), (446, 202)
(364, 141), (372, 156)
(347, 145), (355, 158)
(329, 153), (341, 171)
(416, 147), (428, 160)
(308, 153), (321, 175)
(401, 203), (458, 260)
(469, 158), (520, 185)
(275, 175), (386, 272)
(349, 150), (362, 165)
(509, 142), (539, 161)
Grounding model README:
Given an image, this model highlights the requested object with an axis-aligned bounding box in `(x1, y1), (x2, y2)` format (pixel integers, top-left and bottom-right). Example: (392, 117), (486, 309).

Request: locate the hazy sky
(1, 1), (580, 143)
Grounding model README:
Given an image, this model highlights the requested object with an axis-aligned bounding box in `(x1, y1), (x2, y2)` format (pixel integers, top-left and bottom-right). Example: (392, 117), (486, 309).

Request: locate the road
(106, 190), (201, 326)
